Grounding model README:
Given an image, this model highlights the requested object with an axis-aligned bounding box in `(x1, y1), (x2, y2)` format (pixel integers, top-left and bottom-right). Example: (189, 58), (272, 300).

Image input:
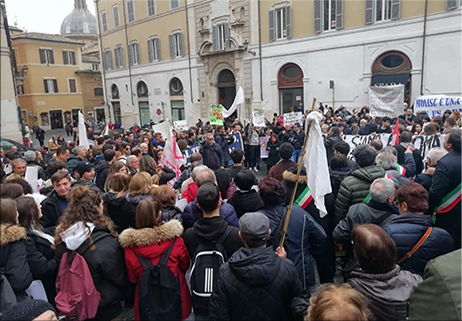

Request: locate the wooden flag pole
(279, 98), (317, 248)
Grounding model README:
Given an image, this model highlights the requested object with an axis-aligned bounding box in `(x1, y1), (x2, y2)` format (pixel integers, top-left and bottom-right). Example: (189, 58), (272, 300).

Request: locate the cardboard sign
(174, 120), (188, 131)
(210, 105), (224, 126)
(252, 109), (265, 127)
(260, 136), (269, 158)
(369, 84), (404, 117)
(283, 112), (303, 126)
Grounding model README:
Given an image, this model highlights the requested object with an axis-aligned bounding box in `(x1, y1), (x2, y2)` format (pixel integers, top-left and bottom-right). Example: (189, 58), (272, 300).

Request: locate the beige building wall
(0, 2), (21, 141)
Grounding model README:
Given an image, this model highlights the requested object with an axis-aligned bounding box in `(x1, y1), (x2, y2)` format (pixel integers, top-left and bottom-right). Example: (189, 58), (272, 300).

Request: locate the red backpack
(55, 235), (106, 321)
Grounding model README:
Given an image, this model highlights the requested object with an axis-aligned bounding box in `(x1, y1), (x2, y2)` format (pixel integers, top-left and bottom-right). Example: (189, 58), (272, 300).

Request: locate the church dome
(60, 0), (97, 37)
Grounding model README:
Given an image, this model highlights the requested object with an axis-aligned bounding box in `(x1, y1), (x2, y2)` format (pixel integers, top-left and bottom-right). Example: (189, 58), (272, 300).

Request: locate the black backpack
(134, 239), (182, 321)
(190, 226), (233, 316)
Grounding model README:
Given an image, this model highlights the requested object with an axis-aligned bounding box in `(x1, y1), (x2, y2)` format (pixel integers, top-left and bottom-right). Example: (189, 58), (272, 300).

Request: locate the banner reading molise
(414, 95), (462, 118)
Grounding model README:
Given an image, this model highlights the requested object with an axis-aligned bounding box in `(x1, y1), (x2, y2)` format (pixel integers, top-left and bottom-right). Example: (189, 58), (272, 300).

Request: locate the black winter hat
(1, 299), (56, 321)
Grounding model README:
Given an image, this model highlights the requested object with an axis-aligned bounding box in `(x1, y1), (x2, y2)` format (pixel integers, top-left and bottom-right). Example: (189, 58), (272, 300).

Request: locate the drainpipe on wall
(185, 0), (193, 104)
(420, 0), (428, 95)
(94, 0), (110, 122)
(258, 0), (263, 102)
(122, 0), (135, 110)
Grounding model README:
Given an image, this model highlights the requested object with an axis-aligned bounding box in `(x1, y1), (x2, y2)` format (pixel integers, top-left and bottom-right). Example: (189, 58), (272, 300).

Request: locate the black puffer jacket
(40, 190), (68, 229)
(94, 160), (110, 191)
(0, 224), (33, 303)
(330, 166), (354, 199)
(55, 226), (129, 320)
(209, 247), (303, 321)
(227, 190), (264, 219)
(25, 230), (57, 303)
(120, 194), (151, 231)
(160, 205), (183, 223)
(103, 192), (129, 233)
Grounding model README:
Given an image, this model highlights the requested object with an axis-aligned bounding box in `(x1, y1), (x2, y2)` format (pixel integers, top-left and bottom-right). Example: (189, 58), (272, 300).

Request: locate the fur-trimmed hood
(282, 168), (307, 184)
(119, 220), (183, 248)
(1, 224), (27, 246)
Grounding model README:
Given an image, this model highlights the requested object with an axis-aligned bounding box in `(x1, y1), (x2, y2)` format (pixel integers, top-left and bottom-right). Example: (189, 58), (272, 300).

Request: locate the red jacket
(119, 220), (192, 320)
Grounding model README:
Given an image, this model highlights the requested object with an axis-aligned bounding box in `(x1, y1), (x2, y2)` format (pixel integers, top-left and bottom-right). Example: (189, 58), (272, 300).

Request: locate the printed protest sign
(252, 109), (265, 127)
(174, 120), (188, 131)
(260, 136), (269, 158)
(369, 85), (404, 117)
(414, 95), (462, 118)
(210, 105), (224, 126)
(283, 112), (303, 126)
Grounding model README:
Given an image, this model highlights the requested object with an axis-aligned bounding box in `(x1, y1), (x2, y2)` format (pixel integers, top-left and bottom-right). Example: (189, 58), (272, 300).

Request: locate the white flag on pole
(223, 87), (244, 118)
(78, 111), (89, 148)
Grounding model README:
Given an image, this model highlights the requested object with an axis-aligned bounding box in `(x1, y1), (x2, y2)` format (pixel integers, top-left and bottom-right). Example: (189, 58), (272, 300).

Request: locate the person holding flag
(427, 129), (462, 249)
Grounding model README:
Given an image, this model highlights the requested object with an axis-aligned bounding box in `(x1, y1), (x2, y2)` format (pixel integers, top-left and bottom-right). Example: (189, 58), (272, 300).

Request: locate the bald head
(195, 168), (217, 187)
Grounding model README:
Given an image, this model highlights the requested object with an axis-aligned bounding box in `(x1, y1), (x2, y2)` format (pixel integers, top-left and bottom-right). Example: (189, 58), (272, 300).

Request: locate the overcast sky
(5, 0), (96, 34)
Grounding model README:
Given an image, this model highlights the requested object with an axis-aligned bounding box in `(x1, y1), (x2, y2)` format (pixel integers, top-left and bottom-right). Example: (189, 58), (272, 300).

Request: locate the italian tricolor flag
(436, 183), (462, 214)
(396, 164), (406, 176)
(363, 173), (393, 203)
(295, 186), (313, 209)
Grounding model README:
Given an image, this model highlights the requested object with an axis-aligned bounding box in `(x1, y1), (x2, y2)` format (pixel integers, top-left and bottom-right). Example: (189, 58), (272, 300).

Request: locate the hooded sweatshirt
(60, 222), (95, 251)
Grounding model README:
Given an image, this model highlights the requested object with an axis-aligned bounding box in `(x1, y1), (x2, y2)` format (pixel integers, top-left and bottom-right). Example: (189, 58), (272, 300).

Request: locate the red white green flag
(436, 183), (461, 214)
(396, 164), (406, 176)
(295, 186), (313, 209)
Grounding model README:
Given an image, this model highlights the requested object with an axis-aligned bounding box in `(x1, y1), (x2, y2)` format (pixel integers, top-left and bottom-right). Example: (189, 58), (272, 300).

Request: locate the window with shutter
(178, 33), (184, 57)
(171, 0), (179, 9)
(365, 0), (374, 24)
(323, 0), (337, 31)
(169, 34), (175, 59)
(314, 0), (322, 33)
(136, 43), (140, 64)
(391, 0), (400, 20)
(102, 11), (107, 31)
(128, 44), (133, 65)
(53, 80), (58, 93)
(148, 0), (155, 16)
(127, 0), (135, 22)
(43, 79), (48, 93)
(212, 26), (218, 51)
(275, 7), (287, 39)
(155, 38), (161, 61)
(39, 49), (46, 64)
(336, 0), (343, 30)
(113, 6), (120, 28)
(68, 79), (77, 93)
(285, 6), (291, 39)
(63, 51), (76, 65)
(224, 24), (230, 49)
(269, 10), (275, 42)
(62, 51), (68, 65)
(39, 49), (54, 64)
(148, 40), (154, 62)
(446, 0), (460, 9)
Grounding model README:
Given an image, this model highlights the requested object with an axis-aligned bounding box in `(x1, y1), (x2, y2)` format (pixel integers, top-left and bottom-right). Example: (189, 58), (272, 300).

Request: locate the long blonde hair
(104, 161), (128, 192)
(128, 172), (152, 197)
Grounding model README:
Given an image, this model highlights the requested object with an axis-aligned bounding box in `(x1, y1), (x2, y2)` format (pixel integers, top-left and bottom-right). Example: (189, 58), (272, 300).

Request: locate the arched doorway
(278, 63), (304, 114)
(111, 84), (122, 125)
(217, 69), (237, 119)
(137, 81), (150, 126)
(170, 78), (185, 120)
(371, 51), (412, 104)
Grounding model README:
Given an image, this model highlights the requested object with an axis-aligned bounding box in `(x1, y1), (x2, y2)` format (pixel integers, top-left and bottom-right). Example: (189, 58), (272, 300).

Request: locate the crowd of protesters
(0, 103), (461, 321)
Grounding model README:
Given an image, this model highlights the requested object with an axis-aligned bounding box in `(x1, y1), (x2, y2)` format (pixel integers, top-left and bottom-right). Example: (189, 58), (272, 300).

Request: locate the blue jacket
(260, 204), (327, 290)
(200, 143), (224, 170)
(182, 199), (238, 230)
(384, 214), (454, 277)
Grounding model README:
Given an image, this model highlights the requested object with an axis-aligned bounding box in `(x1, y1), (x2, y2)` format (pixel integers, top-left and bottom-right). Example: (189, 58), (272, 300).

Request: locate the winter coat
(289, 130), (305, 150)
(414, 171), (433, 192)
(147, 166), (177, 185)
(55, 225), (129, 320)
(428, 151), (461, 248)
(119, 220), (192, 321)
(227, 190), (264, 219)
(209, 247), (303, 321)
(103, 192), (129, 233)
(72, 179), (101, 191)
(394, 144), (424, 177)
(348, 265), (422, 321)
(121, 194), (152, 231)
(267, 159), (297, 182)
(26, 161), (46, 180)
(201, 143), (224, 170)
(182, 182), (198, 204)
(183, 199), (238, 230)
(324, 135), (341, 161)
(0, 224), (33, 303)
(40, 190), (68, 229)
(226, 165), (246, 180)
(260, 204), (327, 290)
(333, 200), (398, 243)
(25, 230), (57, 303)
(66, 155), (85, 175)
(182, 216), (242, 260)
(335, 165), (399, 222)
(386, 169), (411, 186)
(266, 139), (282, 170)
(94, 160), (110, 191)
(330, 166), (354, 199)
(409, 249), (461, 321)
(215, 133), (230, 165)
(383, 214), (454, 276)
(35, 128), (45, 140)
(160, 205), (183, 223)
(48, 140), (59, 152)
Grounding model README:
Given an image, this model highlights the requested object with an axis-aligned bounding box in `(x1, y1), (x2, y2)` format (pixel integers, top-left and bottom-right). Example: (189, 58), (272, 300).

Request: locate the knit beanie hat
(1, 299), (56, 321)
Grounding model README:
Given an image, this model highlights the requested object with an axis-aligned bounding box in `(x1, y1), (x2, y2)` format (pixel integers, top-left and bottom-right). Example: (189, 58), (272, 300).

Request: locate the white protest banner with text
(369, 84), (404, 117)
(283, 112), (303, 126)
(414, 95), (462, 118)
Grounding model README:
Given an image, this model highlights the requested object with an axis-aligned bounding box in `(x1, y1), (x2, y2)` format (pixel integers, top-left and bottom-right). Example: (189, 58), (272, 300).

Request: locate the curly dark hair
(259, 177), (286, 205)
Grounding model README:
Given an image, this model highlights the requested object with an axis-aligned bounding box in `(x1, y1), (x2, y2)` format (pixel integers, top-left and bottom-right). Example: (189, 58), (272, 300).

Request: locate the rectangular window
(323, 0), (336, 31)
(94, 88), (104, 96)
(102, 11), (107, 32)
(128, 43), (140, 65)
(171, 0), (179, 9)
(169, 33), (183, 58)
(113, 6), (120, 28)
(68, 79), (77, 93)
(39, 49), (54, 64)
(127, 0), (135, 22)
(115, 47), (124, 68)
(44, 79), (58, 93)
(92, 63), (99, 71)
(276, 7), (287, 39)
(376, 0), (392, 22)
(217, 24), (228, 50)
(148, 0), (155, 16)
(62, 50), (76, 65)
(148, 38), (160, 62)
(103, 50), (112, 70)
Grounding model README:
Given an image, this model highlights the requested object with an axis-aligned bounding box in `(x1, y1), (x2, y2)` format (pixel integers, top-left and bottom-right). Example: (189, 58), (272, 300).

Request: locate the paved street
(31, 128), (69, 148)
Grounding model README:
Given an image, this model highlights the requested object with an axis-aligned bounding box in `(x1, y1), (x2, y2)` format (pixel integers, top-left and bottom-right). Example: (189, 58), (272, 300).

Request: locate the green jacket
(409, 249), (461, 321)
(335, 165), (398, 222)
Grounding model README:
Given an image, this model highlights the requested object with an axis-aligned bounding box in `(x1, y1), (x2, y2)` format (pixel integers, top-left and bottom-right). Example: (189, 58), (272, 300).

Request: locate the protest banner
(183, 145), (201, 164)
(227, 132), (244, 165)
(252, 109), (265, 127)
(414, 95), (462, 118)
(260, 136), (269, 158)
(173, 120), (188, 131)
(210, 105), (224, 126)
(368, 84), (404, 117)
(152, 121), (171, 137)
(283, 112), (303, 126)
